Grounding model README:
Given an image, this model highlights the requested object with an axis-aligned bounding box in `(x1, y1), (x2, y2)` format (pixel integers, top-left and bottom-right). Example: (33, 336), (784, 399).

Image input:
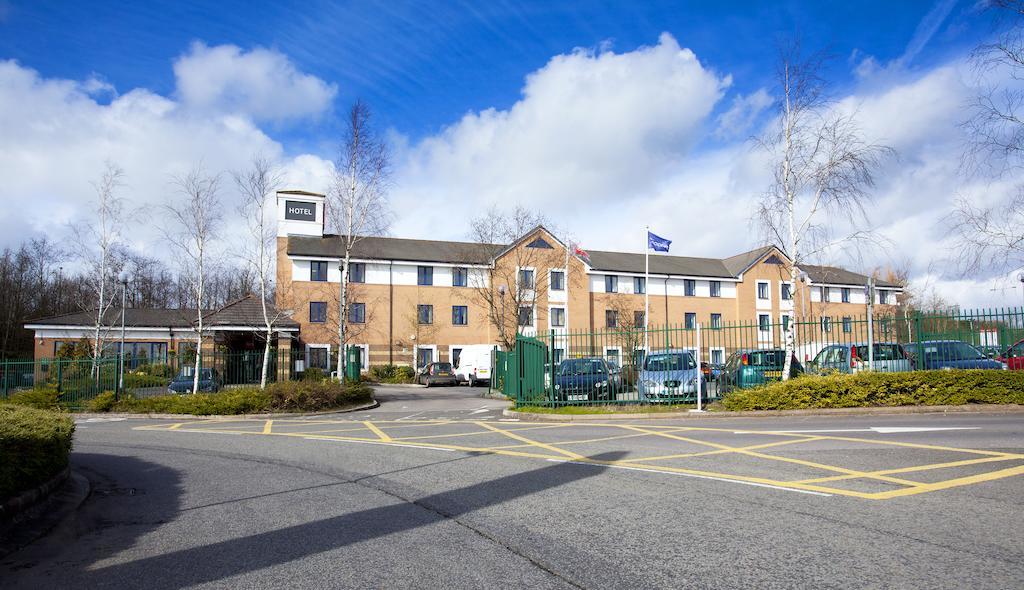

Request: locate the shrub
(5, 386), (62, 410)
(369, 364), (416, 383)
(266, 380), (373, 412)
(302, 367), (327, 382)
(135, 364), (175, 379)
(721, 370), (1024, 411)
(124, 373), (170, 388)
(85, 391), (117, 412)
(0, 405), (75, 500)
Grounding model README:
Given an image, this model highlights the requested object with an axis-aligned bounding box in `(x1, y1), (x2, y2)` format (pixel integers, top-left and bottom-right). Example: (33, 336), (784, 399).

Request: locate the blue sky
(0, 1), (1019, 307)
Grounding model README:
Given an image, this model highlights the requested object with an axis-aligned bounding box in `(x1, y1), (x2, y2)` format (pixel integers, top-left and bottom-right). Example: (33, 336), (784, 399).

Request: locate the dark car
(908, 341), (1007, 370)
(417, 362), (458, 387)
(553, 357), (612, 402)
(720, 349), (802, 392)
(168, 368), (222, 393)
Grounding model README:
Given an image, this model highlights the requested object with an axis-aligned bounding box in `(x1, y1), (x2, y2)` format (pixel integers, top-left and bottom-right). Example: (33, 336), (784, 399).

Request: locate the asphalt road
(3, 385), (1024, 589)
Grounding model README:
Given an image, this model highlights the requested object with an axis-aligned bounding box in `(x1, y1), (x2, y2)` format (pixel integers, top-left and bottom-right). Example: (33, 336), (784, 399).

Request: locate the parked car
(553, 357), (612, 402)
(997, 339), (1024, 370)
(978, 345), (1004, 359)
(809, 343), (912, 374)
(417, 362), (458, 387)
(453, 345), (493, 386)
(168, 368), (222, 393)
(637, 350), (703, 403)
(700, 362), (722, 381)
(720, 349), (802, 392)
(606, 359), (625, 392)
(908, 341), (1007, 370)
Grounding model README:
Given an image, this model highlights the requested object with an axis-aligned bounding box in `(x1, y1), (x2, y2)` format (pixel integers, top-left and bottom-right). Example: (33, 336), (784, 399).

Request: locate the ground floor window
(416, 346), (434, 369)
(452, 347), (462, 369)
(308, 347), (329, 370)
(101, 341), (169, 368)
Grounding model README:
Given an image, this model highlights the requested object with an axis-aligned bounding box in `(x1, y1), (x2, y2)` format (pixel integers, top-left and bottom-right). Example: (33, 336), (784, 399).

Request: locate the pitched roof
(26, 308), (203, 328)
(585, 250), (735, 278)
(203, 295), (299, 329)
(798, 264), (900, 288)
(288, 235), (501, 265)
(722, 245), (779, 276)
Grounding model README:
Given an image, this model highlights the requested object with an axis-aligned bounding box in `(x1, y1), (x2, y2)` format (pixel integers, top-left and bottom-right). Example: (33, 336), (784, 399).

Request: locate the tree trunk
(336, 254), (350, 379)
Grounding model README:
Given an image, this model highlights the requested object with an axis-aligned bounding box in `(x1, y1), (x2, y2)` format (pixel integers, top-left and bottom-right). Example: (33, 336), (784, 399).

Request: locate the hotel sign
(285, 200), (316, 221)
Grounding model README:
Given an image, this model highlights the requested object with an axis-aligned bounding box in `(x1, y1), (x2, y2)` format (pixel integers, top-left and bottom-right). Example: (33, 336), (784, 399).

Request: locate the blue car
(168, 368), (222, 393)
(553, 358), (613, 402)
(909, 341), (1007, 371)
(637, 350), (704, 403)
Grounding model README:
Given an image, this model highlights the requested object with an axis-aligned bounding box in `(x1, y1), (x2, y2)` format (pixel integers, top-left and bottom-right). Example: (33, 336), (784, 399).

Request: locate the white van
(453, 345), (494, 386)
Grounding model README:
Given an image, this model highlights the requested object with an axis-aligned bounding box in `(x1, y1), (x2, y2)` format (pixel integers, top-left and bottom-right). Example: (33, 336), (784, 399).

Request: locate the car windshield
(559, 359), (606, 376)
(853, 344), (904, 361)
(177, 368), (212, 380)
(644, 352), (696, 371)
(746, 350), (786, 366)
(920, 342), (984, 360)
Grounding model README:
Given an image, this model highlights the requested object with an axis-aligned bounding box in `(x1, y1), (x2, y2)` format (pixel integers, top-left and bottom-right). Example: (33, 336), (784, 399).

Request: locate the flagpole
(564, 234), (570, 355)
(644, 225), (650, 354)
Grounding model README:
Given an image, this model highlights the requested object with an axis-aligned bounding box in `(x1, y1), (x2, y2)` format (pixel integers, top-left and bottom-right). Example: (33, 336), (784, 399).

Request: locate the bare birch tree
(954, 1), (1024, 277)
(325, 100), (391, 379)
(756, 43), (892, 380)
(71, 161), (126, 378)
(234, 154), (285, 388)
(162, 165), (222, 394)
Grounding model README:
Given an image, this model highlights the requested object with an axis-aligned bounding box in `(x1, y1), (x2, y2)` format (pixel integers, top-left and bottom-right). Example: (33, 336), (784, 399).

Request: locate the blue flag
(648, 231), (671, 252)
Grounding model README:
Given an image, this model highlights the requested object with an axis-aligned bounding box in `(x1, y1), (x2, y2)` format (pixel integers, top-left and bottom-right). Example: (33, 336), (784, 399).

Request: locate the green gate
(502, 334), (547, 403)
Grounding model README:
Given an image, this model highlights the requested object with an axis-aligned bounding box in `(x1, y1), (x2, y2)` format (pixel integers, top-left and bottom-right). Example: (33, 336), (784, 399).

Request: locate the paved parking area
(137, 416), (1024, 500)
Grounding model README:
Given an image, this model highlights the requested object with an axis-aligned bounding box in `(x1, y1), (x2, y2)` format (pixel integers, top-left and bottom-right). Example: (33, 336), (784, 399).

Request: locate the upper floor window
(841, 287), (851, 303)
(452, 305), (468, 326)
(550, 307), (566, 327)
(634, 277), (646, 295)
(710, 281), (721, 298)
(550, 270), (565, 291)
(349, 262), (365, 283)
(417, 304), (433, 324)
(309, 301), (327, 323)
(417, 266), (433, 286)
(605, 309), (618, 328)
(685, 312), (696, 330)
(878, 290), (889, 304)
(310, 261), (328, 282)
(518, 305), (534, 327)
(781, 283), (792, 301)
(348, 302), (365, 324)
(684, 279), (696, 297)
(453, 267), (468, 287)
(518, 269), (535, 289)
(757, 282), (769, 300)
(821, 286), (831, 302)
(605, 275), (618, 293)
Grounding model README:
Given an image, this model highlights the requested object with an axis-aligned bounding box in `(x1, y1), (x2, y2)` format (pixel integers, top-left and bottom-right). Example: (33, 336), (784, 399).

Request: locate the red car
(998, 340), (1024, 370)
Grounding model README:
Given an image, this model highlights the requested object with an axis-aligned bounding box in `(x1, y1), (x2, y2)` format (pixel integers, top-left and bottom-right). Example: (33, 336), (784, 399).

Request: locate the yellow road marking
(393, 423), (568, 442)
(870, 464), (1024, 499)
(792, 454), (1022, 484)
(632, 436), (828, 462)
(168, 423), (185, 430)
(263, 420), (273, 435)
(362, 421), (393, 442)
(476, 421), (584, 460)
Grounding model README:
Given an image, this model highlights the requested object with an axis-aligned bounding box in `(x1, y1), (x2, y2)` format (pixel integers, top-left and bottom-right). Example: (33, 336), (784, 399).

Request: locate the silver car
(637, 349), (702, 403)
(810, 343), (911, 374)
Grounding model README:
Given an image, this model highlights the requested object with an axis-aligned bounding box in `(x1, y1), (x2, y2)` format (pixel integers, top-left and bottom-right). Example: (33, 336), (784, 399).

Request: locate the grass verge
(0, 405), (75, 501)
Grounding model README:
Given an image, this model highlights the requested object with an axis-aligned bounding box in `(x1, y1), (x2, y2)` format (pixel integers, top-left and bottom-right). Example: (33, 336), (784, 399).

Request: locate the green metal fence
(505, 306), (1024, 408)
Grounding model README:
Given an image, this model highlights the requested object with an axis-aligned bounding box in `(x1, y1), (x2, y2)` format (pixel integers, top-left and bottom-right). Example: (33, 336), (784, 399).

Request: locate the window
(605, 348), (621, 365)
(842, 316), (852, 333)
(685, 312), (696, 330)
(310, 261), (328, 282)
(452, 305), (468, 326)
(710, 281), (721, 298)
(349, 262), (365, 283)
(518, 269), (535, 289)
(309, 301), (327, 323)
(605, 275), (618, 293)
(841, 287), (851, 303)
(710, 313), (722, 329)
(821, 286), (830, 302)
(553, 348), (565, 364)
(634, 276), (646, 295)
(782, 314), (791, 333)
(518, 305), (534, 327)
(781, 283), (792, 300)
(417, 304), (433, 325)
(452, 347), (462, 369)
(821, 316), (832, 333)
(758, 314), (770, 332)
(878, 290), (889, 304)
(453, 267), (468, 287)
(550, 270), (565, 291)
(757, 281), (769, 300)
(550, 307), (566, 327)
(711, 349), (725, 365)
(348, 302), (365, 324)
(417, 266), (433, 286)
(634, 311), (645, 329)
(684, 279), (696, 297)
(605, 309), (618, 328)
(308, 347), (328, 370)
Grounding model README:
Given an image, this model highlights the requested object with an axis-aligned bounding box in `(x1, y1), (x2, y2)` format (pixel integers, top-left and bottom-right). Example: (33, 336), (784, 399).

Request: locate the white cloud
(715, 88), (772, 139)
(173, 41), (337, 122)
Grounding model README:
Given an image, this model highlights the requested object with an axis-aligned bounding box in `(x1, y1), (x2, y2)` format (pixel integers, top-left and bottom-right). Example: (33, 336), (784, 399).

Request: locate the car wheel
(468, 377), (475, 388)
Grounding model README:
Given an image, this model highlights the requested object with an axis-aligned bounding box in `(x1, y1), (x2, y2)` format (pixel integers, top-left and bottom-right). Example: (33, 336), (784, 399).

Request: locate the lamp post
(117, 270), (131, 400)
(498, 285), (507, 349)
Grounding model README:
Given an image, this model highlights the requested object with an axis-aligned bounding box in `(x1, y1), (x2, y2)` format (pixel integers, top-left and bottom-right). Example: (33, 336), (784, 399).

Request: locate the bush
(85, 391), (118, 412)
(135, 364), (175, 379)
(266, 380), (373, 412)
(369, 364), (416, 384)
(0, 405), (75, 500)
(301, 367), (327, 382)
(124, 373), (170, 388)
(721, 370), (1024, 411)
(4, 386), (62, 410)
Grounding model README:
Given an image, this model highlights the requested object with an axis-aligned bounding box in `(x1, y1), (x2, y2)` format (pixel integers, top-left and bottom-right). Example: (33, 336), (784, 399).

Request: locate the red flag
(573, 244), (591, 264)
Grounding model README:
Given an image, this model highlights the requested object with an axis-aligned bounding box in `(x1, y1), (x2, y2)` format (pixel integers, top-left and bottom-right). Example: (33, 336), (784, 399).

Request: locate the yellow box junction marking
(133, 419), (1024, 500)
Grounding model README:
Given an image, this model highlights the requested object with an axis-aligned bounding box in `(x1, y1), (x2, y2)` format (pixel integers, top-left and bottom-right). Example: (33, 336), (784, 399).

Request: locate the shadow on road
(77, 451), (625, 589)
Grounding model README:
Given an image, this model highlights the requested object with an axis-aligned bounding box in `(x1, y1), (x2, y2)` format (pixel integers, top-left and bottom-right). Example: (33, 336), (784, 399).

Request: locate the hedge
(720, 370), (1024, 411)
(368, 364), (416, 384)
(0, 405), (75, 500)
(85, 380), (374, 415)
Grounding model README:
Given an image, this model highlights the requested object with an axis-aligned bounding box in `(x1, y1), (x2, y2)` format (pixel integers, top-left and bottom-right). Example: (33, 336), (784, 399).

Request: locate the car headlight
(554, 384), (560, 390)
(1002, 362), (1009, 371)
(596, 380), (607, 387)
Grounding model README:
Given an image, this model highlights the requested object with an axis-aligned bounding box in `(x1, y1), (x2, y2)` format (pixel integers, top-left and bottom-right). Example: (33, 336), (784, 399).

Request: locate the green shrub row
(0, 405), (75, 500)
(83, 379), (374, 415)
(721, 370), (1024, 411)
(368, 364), (416, 383)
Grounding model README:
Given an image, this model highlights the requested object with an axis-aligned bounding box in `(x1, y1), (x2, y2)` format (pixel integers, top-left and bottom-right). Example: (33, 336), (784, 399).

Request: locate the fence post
(2, 358), (7, 398)
(867, 278), (875, 371)
(694, 323), (703, 412)
(913, 313), (923, 371)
